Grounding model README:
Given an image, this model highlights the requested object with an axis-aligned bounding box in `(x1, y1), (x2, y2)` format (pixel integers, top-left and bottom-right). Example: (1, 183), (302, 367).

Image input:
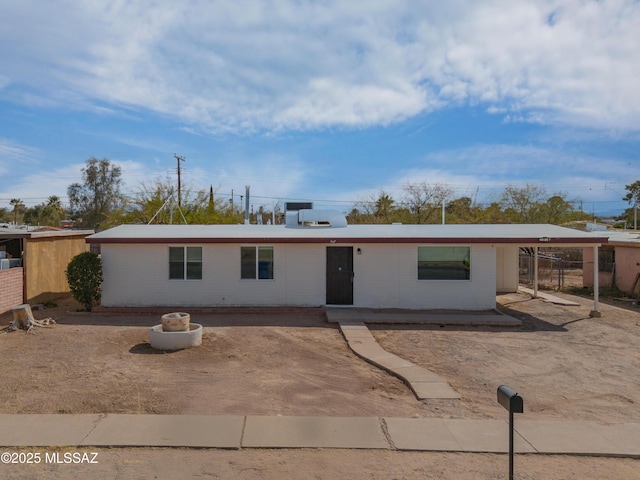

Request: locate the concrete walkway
(338, 321), (459, 400)
(518, 286), (581, 306)
(326, 307), (522, 326)
(1, 414), (638, 457)
(326, 307), (520, 401)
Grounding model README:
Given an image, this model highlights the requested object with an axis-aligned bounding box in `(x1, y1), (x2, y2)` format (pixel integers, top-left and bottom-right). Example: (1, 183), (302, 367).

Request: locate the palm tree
(9, 198), (24, 226)
(375, 192), (396, 223)
(47, 195), (65, 218)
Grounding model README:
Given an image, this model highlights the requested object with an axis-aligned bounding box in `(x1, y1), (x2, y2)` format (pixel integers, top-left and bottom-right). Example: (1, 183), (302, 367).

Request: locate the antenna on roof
(147, 191), (188, 225)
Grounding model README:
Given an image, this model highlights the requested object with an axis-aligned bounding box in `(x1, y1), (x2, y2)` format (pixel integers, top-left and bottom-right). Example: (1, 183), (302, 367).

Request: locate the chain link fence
(519, 248), (588, 290)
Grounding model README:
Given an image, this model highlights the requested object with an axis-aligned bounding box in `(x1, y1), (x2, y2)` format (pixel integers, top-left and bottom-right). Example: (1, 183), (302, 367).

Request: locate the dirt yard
(372, 292), (640, 423)
(1, 292), (639, 479)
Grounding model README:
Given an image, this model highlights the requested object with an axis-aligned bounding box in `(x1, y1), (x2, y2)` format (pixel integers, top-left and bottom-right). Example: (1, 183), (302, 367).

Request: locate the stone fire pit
(149, 312), (202, 350)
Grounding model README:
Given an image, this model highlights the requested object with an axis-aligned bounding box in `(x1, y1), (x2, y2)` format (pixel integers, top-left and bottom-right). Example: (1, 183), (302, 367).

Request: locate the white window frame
(418, 246), (471, 281)
(241, 246), (274, 280)
(169, 246), (203, 280)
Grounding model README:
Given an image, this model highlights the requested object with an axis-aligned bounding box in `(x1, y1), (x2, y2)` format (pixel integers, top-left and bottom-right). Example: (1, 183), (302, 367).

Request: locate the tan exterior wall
(583, 247), (597, 286)
(614, 245), (640, 293)
(0, 267), (24, 314)
(24, 236), (89, 303)
(583, 244), (640, 294)
(496, 246), (519, 293)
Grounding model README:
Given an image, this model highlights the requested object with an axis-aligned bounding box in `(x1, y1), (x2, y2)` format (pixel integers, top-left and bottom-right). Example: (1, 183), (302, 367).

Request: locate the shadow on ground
(366, 299), (568, 333)
(56, 308), (336, 329)
(128, 342), (186, 355)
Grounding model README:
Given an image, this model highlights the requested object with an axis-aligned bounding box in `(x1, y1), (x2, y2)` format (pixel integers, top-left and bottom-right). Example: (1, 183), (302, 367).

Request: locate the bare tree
(352, 193), (379, 224)
(401, 182), (452, 224)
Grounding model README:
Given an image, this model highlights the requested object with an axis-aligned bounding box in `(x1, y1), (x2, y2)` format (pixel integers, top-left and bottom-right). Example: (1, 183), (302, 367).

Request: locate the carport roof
(597, 230), (640, 246)
(87, 223), (607, 246)
(0, 227), (94, 240)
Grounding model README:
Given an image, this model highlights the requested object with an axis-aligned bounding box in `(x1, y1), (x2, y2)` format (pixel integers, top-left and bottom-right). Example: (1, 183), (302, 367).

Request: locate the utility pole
(174, 154), (185, 207)
(245, 185), (250, 224)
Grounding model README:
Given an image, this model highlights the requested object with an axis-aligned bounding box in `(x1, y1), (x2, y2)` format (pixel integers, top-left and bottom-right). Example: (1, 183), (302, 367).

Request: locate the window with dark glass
(169, 246), (202, 280)
(598, 246), (615, 272)
(241, 246), (274, 279)
(418, 246), (471, 280)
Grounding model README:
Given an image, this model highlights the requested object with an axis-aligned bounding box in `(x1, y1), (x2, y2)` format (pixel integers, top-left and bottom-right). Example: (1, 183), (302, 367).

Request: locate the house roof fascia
(605, 240), (640, 248)
(597, 231), (640, 247)
(86, 224), (607, 247)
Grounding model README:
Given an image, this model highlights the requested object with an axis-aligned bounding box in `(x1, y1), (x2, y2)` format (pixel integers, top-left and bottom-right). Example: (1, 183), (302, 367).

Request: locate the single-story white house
(86, 212), (607, 312)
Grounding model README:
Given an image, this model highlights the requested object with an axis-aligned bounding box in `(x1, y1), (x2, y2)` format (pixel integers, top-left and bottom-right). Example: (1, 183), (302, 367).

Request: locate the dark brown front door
(326, 246), (353, 305)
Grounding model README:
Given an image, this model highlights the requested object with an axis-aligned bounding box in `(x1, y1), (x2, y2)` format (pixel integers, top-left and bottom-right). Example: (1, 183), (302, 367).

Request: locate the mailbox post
(497, 385), (523, 480)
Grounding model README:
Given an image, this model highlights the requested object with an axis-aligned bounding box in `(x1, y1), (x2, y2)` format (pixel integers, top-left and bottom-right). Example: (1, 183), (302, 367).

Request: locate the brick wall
(0, 267), (24, 315)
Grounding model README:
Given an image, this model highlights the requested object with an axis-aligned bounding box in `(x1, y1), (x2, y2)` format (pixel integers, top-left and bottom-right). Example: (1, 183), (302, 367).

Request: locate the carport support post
(533, 247), (539, 298)
(590, 245), (601, 317)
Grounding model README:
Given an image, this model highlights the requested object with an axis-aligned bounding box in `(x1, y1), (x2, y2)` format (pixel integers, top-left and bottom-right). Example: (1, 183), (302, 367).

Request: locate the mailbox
(497, 385), (523, 413)
(497, 385), (524, 480)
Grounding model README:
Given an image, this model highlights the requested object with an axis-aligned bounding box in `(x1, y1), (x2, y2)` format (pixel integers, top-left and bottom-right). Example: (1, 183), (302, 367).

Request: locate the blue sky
(1, 1), (639, 217)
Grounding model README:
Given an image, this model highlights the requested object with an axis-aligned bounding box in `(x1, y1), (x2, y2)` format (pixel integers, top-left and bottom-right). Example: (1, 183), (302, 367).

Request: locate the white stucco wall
(495, 245), (519, 293)
(100, 243), (327, 307)
(352, 244), (496, 310)
(101, 242), (497, 310)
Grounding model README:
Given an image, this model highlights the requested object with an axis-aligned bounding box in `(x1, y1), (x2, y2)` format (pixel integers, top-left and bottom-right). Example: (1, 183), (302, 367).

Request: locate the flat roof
(0, 228), (94, 239)
(87, 224), (607, 246)
(596, 230), (640, 246)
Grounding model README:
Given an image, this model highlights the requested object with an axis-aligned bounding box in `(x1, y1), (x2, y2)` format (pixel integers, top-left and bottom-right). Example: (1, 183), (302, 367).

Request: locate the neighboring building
(0, 227), (94, 313)
(87, 211), (607, 311)
(583, 230), (640, 295)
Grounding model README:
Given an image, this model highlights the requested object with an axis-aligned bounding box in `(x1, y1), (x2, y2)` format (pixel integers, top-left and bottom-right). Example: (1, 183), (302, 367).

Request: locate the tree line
(2, 157), (639, 230)
(1, 158), (268, 230)
(348, 183), (596, 225)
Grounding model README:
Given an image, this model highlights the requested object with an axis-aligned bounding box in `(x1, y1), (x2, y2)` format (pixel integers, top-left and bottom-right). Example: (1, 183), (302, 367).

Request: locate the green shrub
(65, 252), (103, 311)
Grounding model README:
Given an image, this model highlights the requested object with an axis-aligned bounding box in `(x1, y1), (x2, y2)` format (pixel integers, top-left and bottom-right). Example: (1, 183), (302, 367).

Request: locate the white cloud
(274, 78), (429, 129)
(0, 163), (82, 209)
(1, 1), (639, 132)
(183, 154), (308, 205)
(0, 139), (41, 176)
(0, 159), (154, 209)
(332, 142), (636, 210)
(405, 144), (635, 204)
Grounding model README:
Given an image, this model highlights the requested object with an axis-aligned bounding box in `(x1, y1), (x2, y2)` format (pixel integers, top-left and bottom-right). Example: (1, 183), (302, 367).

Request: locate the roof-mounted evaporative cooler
(285, 209), (347, 228)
